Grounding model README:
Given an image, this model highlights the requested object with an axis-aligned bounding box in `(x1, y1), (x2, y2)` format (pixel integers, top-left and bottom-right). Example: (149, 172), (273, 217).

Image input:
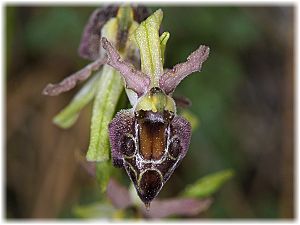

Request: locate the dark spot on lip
(137, 170), (162, 204)
(168, 138), (182, 158)
(121, 135), (135, 156)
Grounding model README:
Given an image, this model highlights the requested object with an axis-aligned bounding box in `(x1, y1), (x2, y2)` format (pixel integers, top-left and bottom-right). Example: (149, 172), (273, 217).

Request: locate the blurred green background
(5, 5), (294, 219)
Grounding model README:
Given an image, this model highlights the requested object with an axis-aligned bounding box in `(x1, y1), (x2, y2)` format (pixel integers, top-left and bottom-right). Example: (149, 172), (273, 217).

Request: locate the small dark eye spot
(121, 135), (135, 156)
(168, 138), (182, 158)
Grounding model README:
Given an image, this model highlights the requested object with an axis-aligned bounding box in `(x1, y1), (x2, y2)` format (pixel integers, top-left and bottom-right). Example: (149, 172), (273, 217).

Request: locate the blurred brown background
(5, 5), (294, 219)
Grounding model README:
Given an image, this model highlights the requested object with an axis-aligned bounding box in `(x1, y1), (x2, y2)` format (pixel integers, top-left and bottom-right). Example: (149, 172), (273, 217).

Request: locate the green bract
(86, 65), (123, 161)
(132, 9), (164, 87)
